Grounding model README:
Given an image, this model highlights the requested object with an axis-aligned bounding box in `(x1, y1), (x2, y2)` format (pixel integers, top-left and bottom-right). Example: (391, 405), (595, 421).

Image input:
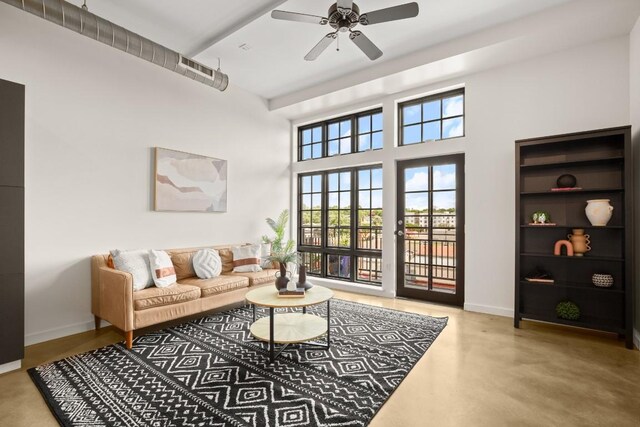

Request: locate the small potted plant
(555, 301), (580, 320)
(263, 210), (297, 290)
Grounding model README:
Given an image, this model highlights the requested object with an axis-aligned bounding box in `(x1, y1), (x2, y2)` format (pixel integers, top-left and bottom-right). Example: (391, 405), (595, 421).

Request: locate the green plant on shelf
(555, 301), (580, 320)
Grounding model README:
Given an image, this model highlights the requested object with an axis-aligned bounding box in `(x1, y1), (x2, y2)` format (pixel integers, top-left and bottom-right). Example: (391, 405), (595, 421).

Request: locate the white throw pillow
(232, 245), (263, 273)
(149, 250), (177, 288)
(260, 243), (273, 269)
(192, 248), (222, 279)
(110, 249), (154, 291)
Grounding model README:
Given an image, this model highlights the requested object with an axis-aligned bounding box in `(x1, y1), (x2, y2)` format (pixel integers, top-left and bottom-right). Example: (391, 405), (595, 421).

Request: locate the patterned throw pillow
(192, 249), (222, 279)
(149, 250), (177, 288)
(232, 245), (263, 273)
(110, 249), (154, 291)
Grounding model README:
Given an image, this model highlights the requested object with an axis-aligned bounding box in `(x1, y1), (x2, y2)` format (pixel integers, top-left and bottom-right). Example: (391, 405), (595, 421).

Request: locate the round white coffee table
(245, 285), (333, 363)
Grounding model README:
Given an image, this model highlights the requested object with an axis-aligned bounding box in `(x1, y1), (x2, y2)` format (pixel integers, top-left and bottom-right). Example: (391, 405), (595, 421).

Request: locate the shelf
(519, 312), (624, 334)
(519, 156), (624, 169)
(520, 224), (623, 229)
(516, 126), (632, 348)
(520, 253), (624, 262)
(520, 188), (623, 196)
(519, 280), (624, 294)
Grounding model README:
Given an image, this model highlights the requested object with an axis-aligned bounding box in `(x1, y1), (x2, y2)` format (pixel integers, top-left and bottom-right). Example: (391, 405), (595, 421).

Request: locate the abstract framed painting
(154, 147), (227, 212)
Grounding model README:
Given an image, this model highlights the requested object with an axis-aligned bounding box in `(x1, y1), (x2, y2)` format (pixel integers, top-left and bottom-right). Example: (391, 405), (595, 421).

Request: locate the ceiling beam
(186, 0), (288, 58)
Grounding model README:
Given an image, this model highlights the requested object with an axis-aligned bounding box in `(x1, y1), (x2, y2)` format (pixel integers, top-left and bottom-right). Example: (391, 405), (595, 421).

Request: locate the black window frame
(298, 165), (383, 286)
(298, 108), (383, 162)
(398, 88), (465, 146)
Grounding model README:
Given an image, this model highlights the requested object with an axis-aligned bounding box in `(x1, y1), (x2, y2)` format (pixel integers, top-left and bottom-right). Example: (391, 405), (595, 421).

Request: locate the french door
(396, 154), (465, 306)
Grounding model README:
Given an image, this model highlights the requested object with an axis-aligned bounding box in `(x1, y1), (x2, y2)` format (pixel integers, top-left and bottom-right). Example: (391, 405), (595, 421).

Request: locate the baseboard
(25, 319), (99, 346)
(464, 303), (514, 318)
(634, 328), (639, 350)
(0, 360), (21, 375)
(310, 278), (395, 299)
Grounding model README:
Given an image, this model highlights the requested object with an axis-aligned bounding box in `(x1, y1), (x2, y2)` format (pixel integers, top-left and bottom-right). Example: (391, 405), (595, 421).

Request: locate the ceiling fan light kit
(271, 1), (419, 61)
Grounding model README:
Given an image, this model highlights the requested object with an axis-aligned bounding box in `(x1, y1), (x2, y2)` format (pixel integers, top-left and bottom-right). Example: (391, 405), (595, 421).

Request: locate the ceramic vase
(567, 228), (591, 257)
(556, 174), (577, 188)
(296, 265), (314, 290)
(585, 199), (613, 226)
(274, 262), (291, 290)
(592, 274), (614, 288)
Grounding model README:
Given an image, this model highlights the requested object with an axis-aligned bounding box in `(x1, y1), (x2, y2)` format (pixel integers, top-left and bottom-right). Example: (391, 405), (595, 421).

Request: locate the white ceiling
(66, 0), (285, 54)
(195, 0), (570, 99)
(65, 0), (640, 114)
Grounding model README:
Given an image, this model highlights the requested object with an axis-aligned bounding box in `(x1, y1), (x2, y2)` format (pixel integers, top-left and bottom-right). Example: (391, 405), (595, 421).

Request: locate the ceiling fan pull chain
(337, 32), (340, 51)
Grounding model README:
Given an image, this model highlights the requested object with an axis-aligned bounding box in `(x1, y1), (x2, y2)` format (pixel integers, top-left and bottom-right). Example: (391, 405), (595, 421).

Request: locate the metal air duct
(1, 0), (229, 91)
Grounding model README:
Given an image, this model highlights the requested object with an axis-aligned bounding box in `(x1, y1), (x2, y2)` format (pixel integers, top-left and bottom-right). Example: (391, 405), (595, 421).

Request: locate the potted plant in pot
(263, 210), (297, 290)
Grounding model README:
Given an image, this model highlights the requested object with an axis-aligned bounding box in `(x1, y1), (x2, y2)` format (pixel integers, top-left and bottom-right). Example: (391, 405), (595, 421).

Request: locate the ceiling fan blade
(271, 10), (328, 25)
(360, 2), (419, 25)
(337, 0), (354, 12)
(349, 31), (383, 60)
(305, 33), (337, 61)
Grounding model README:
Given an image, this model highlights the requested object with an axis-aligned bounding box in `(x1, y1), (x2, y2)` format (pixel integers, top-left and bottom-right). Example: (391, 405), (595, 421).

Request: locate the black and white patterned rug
(29, 299), (447, 427)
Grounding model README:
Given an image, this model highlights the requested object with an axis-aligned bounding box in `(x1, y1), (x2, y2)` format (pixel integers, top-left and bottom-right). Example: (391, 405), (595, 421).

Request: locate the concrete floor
(0, 290), (638, 426)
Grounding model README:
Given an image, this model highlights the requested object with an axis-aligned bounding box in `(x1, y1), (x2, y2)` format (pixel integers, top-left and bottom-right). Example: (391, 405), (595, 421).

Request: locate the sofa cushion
(149, 250), (177, 288)
(224, 269), (278, 286)
(170, 250), (197, 280)
(133, 284), (201, 311)
(179, 275), (249, 298)
(193, 249), (222, 279)
(218, 248), (234, 273)
(232, 244), (262, 273)
(110, 249), (154, 291)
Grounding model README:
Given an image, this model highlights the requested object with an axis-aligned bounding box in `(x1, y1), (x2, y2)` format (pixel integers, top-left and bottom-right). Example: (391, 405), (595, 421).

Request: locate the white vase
(585, 199), (613, 226)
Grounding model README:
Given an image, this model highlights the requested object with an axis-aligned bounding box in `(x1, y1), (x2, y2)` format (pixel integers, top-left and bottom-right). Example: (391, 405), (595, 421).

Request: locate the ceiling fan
(271, 0), (419, 61)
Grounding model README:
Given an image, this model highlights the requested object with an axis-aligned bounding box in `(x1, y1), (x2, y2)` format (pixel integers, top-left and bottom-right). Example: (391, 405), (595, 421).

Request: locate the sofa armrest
(98, 267), (134, 332)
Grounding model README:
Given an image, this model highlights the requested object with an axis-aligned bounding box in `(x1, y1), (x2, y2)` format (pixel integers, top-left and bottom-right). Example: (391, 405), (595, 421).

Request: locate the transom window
(298, 108), (383, 161)
(300, 125), (323, 160)
(399, 89), (464, 146)
(356, 111), (383, 151)
(298, 165), (383, 286)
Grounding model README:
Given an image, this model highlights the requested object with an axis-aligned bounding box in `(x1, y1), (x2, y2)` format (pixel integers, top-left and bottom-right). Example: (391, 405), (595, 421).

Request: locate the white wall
(630, 17), (640, 346)
(0, 4), (290, 345)
(292, 36), (630, 316)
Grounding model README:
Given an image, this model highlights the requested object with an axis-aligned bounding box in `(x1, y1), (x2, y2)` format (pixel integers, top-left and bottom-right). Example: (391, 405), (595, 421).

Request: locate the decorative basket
(592, 273), (614, 288)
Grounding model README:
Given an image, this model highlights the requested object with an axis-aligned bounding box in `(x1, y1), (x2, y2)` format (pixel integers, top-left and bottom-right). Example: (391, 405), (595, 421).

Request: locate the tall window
(298, 166), (383, 285)
(298, 108), (383, 161)
(399, 89), (464, 146)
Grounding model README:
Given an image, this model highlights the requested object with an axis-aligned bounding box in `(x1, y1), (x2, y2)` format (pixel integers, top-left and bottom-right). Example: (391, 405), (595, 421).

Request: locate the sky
(405, 164), (456, 210)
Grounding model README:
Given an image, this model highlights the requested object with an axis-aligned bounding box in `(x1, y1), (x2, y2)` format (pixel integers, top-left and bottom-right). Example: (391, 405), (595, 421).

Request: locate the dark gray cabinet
(0, 78), (25, 365)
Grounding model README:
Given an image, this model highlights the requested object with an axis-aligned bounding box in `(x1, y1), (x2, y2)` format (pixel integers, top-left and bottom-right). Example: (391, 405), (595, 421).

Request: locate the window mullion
(321, 171), (328, 278)
(428, 167), (434, 291)
(352, 116), (356, 154)
(350, 169), (358, 281)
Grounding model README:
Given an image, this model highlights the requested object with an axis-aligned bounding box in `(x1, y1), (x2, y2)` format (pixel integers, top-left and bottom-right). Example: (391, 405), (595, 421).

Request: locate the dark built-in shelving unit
(0, 78), (25, 365)
(514, 126), (634, 349)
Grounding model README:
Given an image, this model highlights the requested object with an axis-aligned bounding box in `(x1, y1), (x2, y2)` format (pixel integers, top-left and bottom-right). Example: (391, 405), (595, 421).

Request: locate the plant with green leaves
(262, 209), (297, 265)
(555, 301), (580, 320)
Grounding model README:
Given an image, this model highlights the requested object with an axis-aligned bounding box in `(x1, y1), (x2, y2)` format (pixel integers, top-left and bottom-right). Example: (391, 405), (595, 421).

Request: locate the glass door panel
(396, 155), (464, 306)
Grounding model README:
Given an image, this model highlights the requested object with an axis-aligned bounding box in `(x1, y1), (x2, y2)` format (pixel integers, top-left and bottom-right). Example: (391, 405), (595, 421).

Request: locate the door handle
(396, 230), (404, 237)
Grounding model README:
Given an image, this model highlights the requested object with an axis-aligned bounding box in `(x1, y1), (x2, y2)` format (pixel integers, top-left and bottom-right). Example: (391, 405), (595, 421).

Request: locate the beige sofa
(91, 244), (276, 349)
